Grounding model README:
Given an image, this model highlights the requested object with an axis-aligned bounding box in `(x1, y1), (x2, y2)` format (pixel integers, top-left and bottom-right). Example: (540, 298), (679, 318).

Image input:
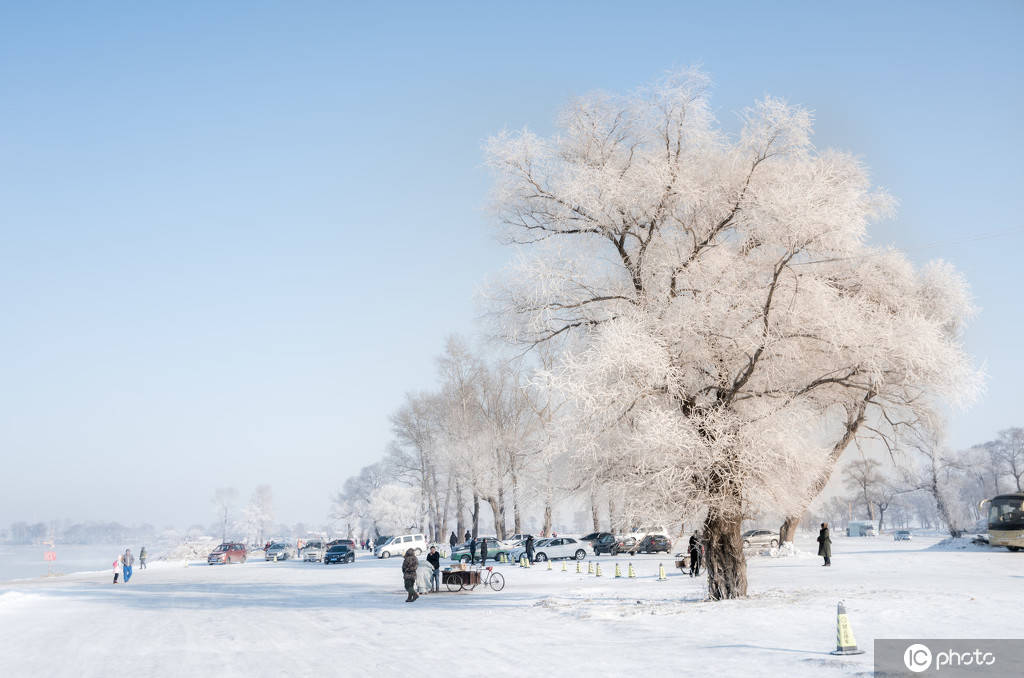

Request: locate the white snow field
(1, 536), (1020, 677)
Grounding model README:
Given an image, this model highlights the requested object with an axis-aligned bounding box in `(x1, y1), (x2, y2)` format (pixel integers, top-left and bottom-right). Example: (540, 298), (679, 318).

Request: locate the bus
(982, 493), (1024, 552)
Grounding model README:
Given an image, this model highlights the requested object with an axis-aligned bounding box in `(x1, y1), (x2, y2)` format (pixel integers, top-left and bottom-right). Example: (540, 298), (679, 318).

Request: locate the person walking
(112, 555), (121, 584)
(402, 548), (420, 602)
(449, 531), (457, 552)
(688, 531), (703, 577)
(525, 535), (535, 563)
(464, 529), (471, 543)
(426, 546), (441, 593)
(469, 537), (477, 564)
(139, 546), (148, 570)
(478, 538), (487, 567)
(122, 548), (135, 583)
(817, 522), (832, 567)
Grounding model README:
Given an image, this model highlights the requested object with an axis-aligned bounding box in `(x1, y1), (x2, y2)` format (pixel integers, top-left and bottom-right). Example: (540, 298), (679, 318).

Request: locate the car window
(403, 536), (413, 543)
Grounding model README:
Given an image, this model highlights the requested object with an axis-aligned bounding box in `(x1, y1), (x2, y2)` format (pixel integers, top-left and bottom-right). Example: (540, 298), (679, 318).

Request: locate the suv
(207, 542), (246, 565)
(375, 533), (427, 558)
(592, 533), (619, 555)
(894, 530), (912, 541)
(741, 529), (779, 549)
(638, 534), (672, 554)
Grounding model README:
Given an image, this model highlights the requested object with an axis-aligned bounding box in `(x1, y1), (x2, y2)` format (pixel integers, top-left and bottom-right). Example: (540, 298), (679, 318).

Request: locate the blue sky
(2, 1), (1021, 527)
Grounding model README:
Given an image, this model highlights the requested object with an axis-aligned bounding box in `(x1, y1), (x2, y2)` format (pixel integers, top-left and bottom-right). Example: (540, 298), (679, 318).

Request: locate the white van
(375, 533), (427, 558)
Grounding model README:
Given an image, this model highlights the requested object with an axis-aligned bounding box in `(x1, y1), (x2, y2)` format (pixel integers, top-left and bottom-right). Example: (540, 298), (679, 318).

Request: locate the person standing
(402, 548), (419, 602)
(112, 555), (121, 584)
(122, 548), (134, 583)
(464, 529), (471, 543)
(426, 546), (441, 593)
(469, 537), (477, 564)
(449, 531), (457, 552)
(479, 538), (487, 567)
(817, 522), (832, 567)
(525, 535), (535, 563)
(139, 546), (148, 570)
(688, 531), (703, 577)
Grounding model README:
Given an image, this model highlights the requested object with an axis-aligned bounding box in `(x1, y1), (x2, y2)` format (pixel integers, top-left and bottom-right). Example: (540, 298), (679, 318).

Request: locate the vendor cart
(441, 566), (504, 592)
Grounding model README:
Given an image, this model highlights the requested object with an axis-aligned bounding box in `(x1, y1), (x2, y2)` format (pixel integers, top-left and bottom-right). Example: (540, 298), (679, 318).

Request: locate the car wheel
(536, 553), (548, 562)
(461, 555), (471, 564)
(574, 550), (586, 560)
(241, 556), (247, 564)
(770, 539), (779, 548)
(382, 551), (391, 559)
(742, 540), (750, 548)
(414, 548), (422, 556)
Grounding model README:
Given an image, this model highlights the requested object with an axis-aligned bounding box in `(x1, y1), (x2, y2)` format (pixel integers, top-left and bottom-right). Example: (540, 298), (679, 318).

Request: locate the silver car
(265, 542), (294, 561)
(301, 541), (325, 562)
(741, 529), (779, 549)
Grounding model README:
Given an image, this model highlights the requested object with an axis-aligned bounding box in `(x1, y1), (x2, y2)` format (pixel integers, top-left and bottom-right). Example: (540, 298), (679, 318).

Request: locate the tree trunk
(511, 472), (522, 535)
(455, 481), (465, 540)
(608, 497), (617, 534)
(590, 489), (600, 532)
(703, 507), (747, 600)
(485, 496), (503, 539)
(497, 486), (507, 540)
(542, 501), (552, 537)
(471, 492), (480, 538)
(779, 515), (799, 545)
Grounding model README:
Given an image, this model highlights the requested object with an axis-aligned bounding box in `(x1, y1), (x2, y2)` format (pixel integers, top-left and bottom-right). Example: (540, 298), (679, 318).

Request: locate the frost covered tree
(987, 428), (1024, 492)
(367, 484), (421, 535)
(211, 487), (238, 542)
(244, 485), (274, 546)
(486, 70), (979, 598)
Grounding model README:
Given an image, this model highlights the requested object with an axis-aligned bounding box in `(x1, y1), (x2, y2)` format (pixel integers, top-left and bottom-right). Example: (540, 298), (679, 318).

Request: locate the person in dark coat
(402, 548), (419, 602)
(449, 532), (457, 552)
(426, 546), (441, 592)
(469, 537), (477, 564)
(139, 546), (148, 570)
(479, 538), (487, 566)
(688, 531), (703, 577)
(464, 529), (471, 543)
(817, 522), (832, 566)
(525, 535), (535, 563)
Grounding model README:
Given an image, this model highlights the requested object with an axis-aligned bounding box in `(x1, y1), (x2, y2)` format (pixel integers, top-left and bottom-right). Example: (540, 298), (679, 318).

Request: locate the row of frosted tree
(334, 70), (983, 599)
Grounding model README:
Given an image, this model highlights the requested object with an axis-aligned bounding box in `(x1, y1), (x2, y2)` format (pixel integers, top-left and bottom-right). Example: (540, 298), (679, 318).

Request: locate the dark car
(324, 544), (355, 564)
(592, 533), (619, 555)
(327, 538), (356, 548)
(207, 542), (247, 565)
(580, 532), (605, 543)
(614, 536), (639, 555)
(638, 534), (671, 554)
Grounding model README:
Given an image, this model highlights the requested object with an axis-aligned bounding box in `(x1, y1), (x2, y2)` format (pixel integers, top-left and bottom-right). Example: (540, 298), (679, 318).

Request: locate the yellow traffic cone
(657, 563), (667, 581)
(561, 561), (567, 572)
(628, 563), (636, 578)
(595, 563), (602, 577)
(547, 559), (552, 571)
(576, 561), (581, 574)
(830, 601), (866, 655)
(587, 561), (594, 575)
(615, 563), (622, 578)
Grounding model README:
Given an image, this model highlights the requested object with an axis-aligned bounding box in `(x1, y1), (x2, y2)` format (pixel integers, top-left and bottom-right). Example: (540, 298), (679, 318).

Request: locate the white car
(629, 525), (670, 542)
(300, 541), (325, 562)
(512, 537), (591, 562)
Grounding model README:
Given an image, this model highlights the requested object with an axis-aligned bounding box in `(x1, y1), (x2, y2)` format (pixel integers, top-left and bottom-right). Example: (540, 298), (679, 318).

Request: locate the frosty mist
(480, 70), (980, 599)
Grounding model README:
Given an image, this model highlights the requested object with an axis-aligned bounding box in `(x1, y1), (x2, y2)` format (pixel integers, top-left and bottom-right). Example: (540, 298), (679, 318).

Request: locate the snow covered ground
(1, 535), (1020, 677)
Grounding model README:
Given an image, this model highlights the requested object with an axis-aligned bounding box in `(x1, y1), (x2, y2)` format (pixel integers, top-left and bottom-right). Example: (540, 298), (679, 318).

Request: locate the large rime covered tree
(486, 70), (978, 599)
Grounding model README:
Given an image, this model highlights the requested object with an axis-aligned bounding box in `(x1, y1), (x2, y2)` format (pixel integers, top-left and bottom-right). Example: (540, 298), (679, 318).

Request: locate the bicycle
(444, 565), (505, 592)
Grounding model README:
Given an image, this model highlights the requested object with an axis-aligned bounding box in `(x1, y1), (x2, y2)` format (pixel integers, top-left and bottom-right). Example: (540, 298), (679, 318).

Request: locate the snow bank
(158, 538), (218, 562)
(755, 542), (816, 559)
(926, 536), (995, 552)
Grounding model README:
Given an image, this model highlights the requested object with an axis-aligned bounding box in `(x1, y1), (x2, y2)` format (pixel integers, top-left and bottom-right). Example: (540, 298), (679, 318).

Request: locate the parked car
(532, 537), (591, 561)
(894, 530), (913, 541)
(508, 538), (550, 563)
(638, 534), (672, 554)
(375, 533), (427, 558)
(507, 533), (532, 542)
(628, 525), (669, 543)
(592, 533), (620, 555)
(613, 536), (639, 555)
(579, 532), (604, 543)
(207, 542), (246, 565)
(741, 529), (779, 549)
(301, 541), (325, 562)
(324, 544), (356, 564)
(449, 538), (508, 563)
(265, 541), (294, 561)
